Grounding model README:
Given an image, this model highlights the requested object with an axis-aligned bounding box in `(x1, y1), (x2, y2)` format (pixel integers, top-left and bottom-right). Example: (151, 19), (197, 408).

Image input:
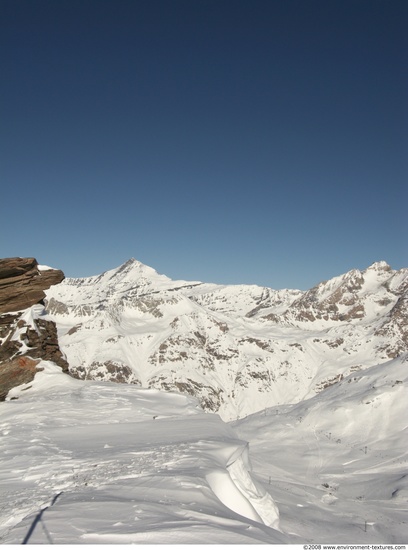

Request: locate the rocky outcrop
(71, 360), (140, 384)
(0, 356), (42, 400)
(0, 257), (64, 314)
(0, 312), (69, 400)
(375, 293), (408, 358)
(24, 317), (69, 368)
(0, 257), (68, 400)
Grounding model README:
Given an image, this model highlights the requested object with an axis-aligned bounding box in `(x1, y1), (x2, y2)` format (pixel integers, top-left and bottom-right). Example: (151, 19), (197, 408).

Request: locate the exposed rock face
(375, 293), (408, 358)
(73, 360), (141, 384)
(0, 257), (65, 314)
(0, 356), (42, 401)
(0, 312), (69, 400)
(260, 263), (399, 327)
(0, 257), (68, 400)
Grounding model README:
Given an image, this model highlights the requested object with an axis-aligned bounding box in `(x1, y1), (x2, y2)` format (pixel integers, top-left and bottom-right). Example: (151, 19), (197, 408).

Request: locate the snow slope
(44, 258), (408, 421)
(0, 363), (285, 544)
(233, 354), (408, 543)
(1, 354), (406, 543)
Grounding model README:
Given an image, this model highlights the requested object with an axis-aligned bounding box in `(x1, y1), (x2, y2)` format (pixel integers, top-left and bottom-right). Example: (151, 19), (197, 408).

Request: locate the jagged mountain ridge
(44, 258), (408, 421)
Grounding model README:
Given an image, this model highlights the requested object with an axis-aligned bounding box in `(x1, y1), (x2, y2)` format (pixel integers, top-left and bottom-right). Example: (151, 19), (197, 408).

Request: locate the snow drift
(0, 363), (284, 544)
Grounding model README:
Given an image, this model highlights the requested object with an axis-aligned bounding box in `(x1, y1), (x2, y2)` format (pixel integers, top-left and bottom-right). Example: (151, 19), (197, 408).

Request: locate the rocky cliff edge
(0, 257), (68, 400)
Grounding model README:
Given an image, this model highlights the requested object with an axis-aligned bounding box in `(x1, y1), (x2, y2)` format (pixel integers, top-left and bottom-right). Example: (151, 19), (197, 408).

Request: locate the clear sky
(1, 0), (407, 290)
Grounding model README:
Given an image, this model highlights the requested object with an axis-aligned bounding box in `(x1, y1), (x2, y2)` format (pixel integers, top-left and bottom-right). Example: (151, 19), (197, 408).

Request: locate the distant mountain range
(44, 258), (408, 421)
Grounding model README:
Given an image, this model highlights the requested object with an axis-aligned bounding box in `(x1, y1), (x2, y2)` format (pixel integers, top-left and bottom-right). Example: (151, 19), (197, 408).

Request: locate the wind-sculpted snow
(44, 258), (408, 421)
(0, 363), (285, 544)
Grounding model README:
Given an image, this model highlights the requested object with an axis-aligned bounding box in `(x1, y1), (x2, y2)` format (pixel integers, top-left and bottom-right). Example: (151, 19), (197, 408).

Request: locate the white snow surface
(37, 264), (56, 271)
(233, 354), (408, 543)
(0, 364), (284, 544)
(1, 354), (406, 543)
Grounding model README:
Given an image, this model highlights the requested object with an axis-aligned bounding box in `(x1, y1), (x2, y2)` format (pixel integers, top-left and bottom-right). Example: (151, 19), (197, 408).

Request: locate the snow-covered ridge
(44, 258), (408, 421)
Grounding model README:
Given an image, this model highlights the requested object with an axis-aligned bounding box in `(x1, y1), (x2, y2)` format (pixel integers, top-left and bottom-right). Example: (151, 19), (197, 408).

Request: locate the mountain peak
(366, 261), (391, 272)
(109, 258), (169, 282)
(117, 257), (153, 271)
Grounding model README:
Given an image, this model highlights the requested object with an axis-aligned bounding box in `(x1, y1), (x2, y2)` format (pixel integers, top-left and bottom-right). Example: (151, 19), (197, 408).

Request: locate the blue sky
(1, 0), (407, 289)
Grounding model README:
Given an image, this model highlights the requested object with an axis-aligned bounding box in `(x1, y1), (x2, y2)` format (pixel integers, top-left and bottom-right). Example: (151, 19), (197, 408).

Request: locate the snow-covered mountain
(44, 258), (408, 421)
(1, 257), (407, 543)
